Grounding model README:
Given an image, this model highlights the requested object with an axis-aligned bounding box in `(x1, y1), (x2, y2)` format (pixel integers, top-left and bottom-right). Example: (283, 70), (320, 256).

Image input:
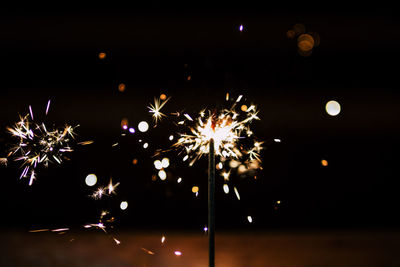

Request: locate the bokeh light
(154, 160), (162, 170)
(160, 94), (167, 100)
(118, 83), (126, 92)
(161, 158), (170, 168)
(132, 158), (138, 165)
(297, 33), (315, 52)
(129, 127), (135, 134)
(158, 170), (167, 180)
(121, 118), (128, 130)
(138, 121), (149, 132)
(223, 184), (229, 194)
(325, 100), (341, 116)
(98, 52), (106, 59)
(321, 159), (328, 166)
(120, 201), (128, 210)
(85, 174), (97, 186)
(192, 186), (199, 193)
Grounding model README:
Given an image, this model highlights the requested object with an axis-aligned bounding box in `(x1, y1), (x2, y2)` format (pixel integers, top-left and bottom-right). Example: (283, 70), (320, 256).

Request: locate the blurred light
(216, 162), (223, 169)
(204, 226), (208, 232)
(129, 127), (135, 134)
(138, 121), (149, 132)
(151, 175), (157, 181)
(297, 33), (315, 52)
(241, 105), (248, 112)
(177, 177), (182, 183)
(161, 235), (166, 243)
(239, 24), (244, 32)
(226, 92), (229, 101)
(192, 186), (199, 193)
(277, 200), (281, 204)
(169, 135), (174, 141)
(85, 174), (97, 186)
(121, 118), (128, 129)
(161, 158), (170, 168)
(132, 158), (138, 165)
(98, 52), (106, 59)
(158, 170), (167, 180)
(154, 160), (162, 170)
(223, 184), (229, 194)
(160, 94), (167, 100)
(229, 160), (240, 168)
(274, 138), (281, 143)
(143, 143), (149, 149)
(247, 216), (253, 223)
(187, 75), (191, 81)
(286, 29), (296, 39)
(321, 159), (328, 166)
(118, 83), (126, 92)
(238, 164), (247, 174)
(174, 251), (182, 256)
(325, 100), (341, 116)
(183, 155), (189, 162)
(120, 201), (128, 210)
(293, 23), (306, 35)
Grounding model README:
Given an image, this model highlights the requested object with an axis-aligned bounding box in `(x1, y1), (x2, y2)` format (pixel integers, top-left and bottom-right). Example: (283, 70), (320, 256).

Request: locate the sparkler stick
(208, 138), (215, 267)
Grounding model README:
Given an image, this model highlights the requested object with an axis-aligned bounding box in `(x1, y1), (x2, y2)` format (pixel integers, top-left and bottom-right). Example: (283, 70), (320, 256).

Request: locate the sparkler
(6, 102), (79, 185)
(170, 94), (263, 267)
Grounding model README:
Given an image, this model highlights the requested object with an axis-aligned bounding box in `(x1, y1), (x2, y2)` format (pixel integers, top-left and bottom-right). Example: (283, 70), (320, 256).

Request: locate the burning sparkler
(6, 101), (80, 185)
(170, 94), (263, 267)
(173, 94), (263, 171)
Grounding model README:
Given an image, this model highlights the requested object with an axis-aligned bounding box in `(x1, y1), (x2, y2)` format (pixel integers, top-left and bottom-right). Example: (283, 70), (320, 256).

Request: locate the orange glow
(160, 94), (167, 100)
(321, 159), (328, 166)
(187, 75), (191, 81)
(118, 83), (126, 92)
(241, 105), (248, 112)
(297, 34), (315, 52)
(98, 52), (106, 59)
(286, 30), (296, 39)
(121, 118), (128, 129)
(132, 158), (138, 165)
(192, 186), (199, 193)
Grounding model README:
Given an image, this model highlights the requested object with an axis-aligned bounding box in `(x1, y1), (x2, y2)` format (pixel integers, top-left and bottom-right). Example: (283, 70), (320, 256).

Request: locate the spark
(141, 248), (155, 255)
(148, 96), (171, 125)
(113, 238), (121, 245)
(234, 187), (241, 200)
(78, 140), (94, 145)
(51, 228), (70, 232)
(161, 235), (166, 244)
(46, 100), (51, 115)
(0, 158), (7, 166)
(173, 96), (262, 168)
(107, 179), (120, 195)
(247, 216), (253, 223)
(29, 229), (50, 233)
(91, 187), (106, 199)
(7, 103), (78, 184)
(274, 138), (281, 143)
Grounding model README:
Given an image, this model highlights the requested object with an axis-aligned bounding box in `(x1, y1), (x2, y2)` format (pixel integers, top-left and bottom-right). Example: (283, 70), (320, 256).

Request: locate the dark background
(0, 4), (399, 232)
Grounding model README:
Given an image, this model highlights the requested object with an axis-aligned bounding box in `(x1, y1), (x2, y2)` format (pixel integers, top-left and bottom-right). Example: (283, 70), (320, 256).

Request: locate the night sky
(1, 4), (399, 232)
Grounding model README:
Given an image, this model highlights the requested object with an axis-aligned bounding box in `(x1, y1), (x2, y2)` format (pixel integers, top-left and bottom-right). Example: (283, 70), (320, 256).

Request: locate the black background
(0, 4), (399, 231)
